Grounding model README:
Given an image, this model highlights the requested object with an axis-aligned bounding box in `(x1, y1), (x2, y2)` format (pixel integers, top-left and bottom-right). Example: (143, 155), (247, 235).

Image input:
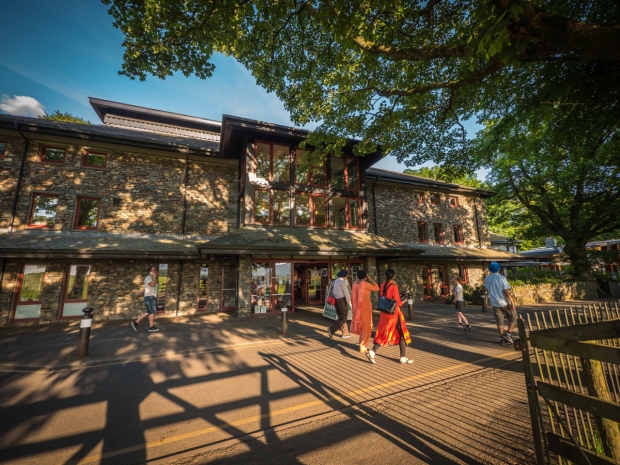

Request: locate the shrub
(506, 268), (581, 286)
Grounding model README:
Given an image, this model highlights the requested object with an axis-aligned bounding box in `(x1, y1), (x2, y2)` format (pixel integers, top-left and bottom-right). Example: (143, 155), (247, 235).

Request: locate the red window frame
(0, 140), (7, 158)
(453, 224), (463, 244)
(438, 265), (450, 296)
(421, 264), (433, 298)
(60, 264), (92, 319)
(253, 189), (291, 225)
(433, 223), (444, 244)
(254, 140), (291, 183)
(332, 196), (363, 229)
(40, 145), (67, 164)
(449, 195), (459, 207)
(414, 192), (424, 203)
(295, 193), (328, 228)
(11, 264), (47, 321)
(294, 148), (327, 187)
(331, 155), (361, 192)
(28, 193), (59, 229)
(430, 193), (440, 205)
(417, 221), (428, 243)
(458, 264), (469, 284)
(82, 150), (107, 169)
(73, 196), (101, 231)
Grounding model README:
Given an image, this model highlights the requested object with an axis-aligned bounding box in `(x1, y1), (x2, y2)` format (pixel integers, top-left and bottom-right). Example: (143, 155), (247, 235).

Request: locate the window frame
(82, 150), (108, 169)
(331, 155), (361, 192)
(0, 140), (7, 158)
(73, 196), (101, 231)
(221, 265), (238, 311)
(458, 264), (469, 284)
(60, 264), (92, 319)
(414, 192), (424, 203)
(433, 223), (444, 244)
(453, 224), (463, 244)
(11, 264), (47, 321)
(332, 195), (363, 230)
(197, 264), (209, 311)
(294, 148), (327, 187)
(417, 221), (428, 243)
(449, 195), (459, 207)
(254, 140), (291, 184)
(28, 193), (59, 229)
(253, 189), (291, 226)
(430, 193), (440, 205)
(294, 192), (328, 228)
(40, 145), (67, 164)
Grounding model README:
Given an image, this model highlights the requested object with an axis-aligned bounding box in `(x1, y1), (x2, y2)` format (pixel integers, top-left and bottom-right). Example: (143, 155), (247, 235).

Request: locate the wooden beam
(529, 319), (620, 341)
(537, 382), (620, 423)
(530, 334), (620, 364)
(547, 432), (616, 465)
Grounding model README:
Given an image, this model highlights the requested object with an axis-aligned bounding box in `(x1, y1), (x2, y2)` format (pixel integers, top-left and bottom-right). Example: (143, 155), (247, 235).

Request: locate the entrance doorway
(294, 264), (329, 306)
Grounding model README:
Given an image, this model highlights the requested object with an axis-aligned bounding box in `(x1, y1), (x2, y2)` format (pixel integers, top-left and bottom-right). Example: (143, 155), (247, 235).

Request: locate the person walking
(453, 277), (472, 330)
(131, 266), (160, 332)
(484, 262), (517, 344)
(351, 269), (379, 353)
(366, 269), (413, 364)
(328, 270), (352, 339)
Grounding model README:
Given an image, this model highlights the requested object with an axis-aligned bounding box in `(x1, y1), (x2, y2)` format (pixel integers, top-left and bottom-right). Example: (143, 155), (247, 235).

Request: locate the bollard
(76, 306), (94, 358)
(406, 292), (414, 321)
(481, 291), (489, 313)
(281, 306), (288, 336)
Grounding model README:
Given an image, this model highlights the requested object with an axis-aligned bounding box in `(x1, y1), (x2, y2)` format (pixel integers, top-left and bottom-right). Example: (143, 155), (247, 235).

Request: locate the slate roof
(0, 114), (220, 154)
(400, 243), (523, 262)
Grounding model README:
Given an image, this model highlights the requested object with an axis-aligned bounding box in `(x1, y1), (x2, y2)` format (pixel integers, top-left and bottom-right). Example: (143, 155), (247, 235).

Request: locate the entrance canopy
(196, 226), (424, 258)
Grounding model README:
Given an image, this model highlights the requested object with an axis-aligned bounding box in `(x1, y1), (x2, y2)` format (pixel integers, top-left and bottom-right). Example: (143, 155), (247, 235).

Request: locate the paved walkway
(0, 299), (612, 464)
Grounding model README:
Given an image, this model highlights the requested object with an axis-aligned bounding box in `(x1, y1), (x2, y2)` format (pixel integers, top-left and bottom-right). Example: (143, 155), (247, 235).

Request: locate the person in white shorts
(484, 262), (517, 344)
(131, 266), (160, 332)
(453, 277), (471, 331)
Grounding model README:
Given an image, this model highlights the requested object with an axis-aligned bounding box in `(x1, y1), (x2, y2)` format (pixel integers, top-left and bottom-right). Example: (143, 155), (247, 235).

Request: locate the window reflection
(295, 193), (310, 226)
(251, 263), (271, 313)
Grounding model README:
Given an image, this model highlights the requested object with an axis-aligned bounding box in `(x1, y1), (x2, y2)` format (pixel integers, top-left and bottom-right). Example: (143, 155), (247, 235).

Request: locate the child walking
(453, 278), (472, 331)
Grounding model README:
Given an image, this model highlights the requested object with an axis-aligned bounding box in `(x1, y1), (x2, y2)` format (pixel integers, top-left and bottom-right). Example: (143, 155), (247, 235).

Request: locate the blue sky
(0, 0), (484, 177)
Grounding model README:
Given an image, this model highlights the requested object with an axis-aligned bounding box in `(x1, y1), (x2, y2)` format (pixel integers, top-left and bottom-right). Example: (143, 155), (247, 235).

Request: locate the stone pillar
(236, 255), (252, 317)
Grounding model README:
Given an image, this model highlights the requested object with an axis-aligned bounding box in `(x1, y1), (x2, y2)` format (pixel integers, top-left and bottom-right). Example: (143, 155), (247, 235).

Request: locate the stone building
(0, 98), (519, 325)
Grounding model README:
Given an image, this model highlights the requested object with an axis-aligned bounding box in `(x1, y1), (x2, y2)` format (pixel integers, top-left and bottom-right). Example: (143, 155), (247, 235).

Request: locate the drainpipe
(181, 150), (189, 238)
(8, 124), (29, 233)
(370, 177), (379, 235)
(473, 192), (482, 248)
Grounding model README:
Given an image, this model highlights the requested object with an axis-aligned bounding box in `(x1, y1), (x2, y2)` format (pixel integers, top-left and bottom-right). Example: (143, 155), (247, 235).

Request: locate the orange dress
(351, 279), (379, 347)
(374, 281), (411, 347)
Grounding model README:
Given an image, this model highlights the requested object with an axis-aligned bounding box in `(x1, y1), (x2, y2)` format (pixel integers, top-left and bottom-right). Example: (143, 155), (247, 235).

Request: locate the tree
(40, 110), (91, 124)
(103, 0), (620, 161)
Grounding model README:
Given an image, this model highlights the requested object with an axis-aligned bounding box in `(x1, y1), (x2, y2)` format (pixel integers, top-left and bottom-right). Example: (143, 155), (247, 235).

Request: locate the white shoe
(400, 357), (414, 364)
(366, 350), (376, 364)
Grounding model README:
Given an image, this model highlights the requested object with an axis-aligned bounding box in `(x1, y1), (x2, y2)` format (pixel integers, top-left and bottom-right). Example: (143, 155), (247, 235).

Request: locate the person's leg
(329, 298), (346, 335)
(457, 312), (469, 326)
(506, 306), (517, 334)
(493, 307), (505, 337)
(148, 313), (155, 327)
(395, 321), (406, 358)
(135, 312), (149, 323)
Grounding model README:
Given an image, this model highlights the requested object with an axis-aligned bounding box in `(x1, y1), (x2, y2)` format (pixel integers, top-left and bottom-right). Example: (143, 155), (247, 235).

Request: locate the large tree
(40, 110), (91, 124)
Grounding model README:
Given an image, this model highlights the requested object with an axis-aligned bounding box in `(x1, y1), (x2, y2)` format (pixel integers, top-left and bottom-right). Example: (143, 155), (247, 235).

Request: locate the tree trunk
(562, 238), (592, 278)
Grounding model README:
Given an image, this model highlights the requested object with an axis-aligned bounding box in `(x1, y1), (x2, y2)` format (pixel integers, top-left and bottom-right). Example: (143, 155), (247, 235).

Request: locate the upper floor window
(332, 197), (361, 229)
(29, 194), (58, 228)
(331, 155), (359, 191)
(414, 192), (424, 203)
(449, 195), (459, 207)
(83, 151), (107, 169)
(74, 197), (101, 230)
(430, 193), (440, 205)
(295, 149), (326, 187)
(417, 222), (428, 242)
(433, 223), (444, 243)
(255, 141), (290, 184)
(40, 145), (66, 164)
(453, 224), (463, 244)
(254, 189), (291, 225)
(0, 141), (6, 158)
(295, 193), (327, 227)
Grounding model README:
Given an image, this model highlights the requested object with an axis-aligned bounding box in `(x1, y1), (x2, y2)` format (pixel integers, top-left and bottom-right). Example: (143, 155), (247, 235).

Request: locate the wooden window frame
(73, 196), (101, 231)
(342, 155), (361, 192)
(28, 193), (59, 229)
(40, 145), (67, 164)
(332, 195), (363, 230)
(294, 148), (327, 187)
(82, 150), (107, 169)
(221, 266), (237, 311)
(458, 264), (469, 284)
(295, 192), (327, 228)
(11, 264), (47, 322)
(254, 189), (291, 226)
(433, 223), (444, 244)
(60, 264), (92, 319)
(0, 140), (7, 158)
(414, 192), (424, 203)
(430, 193), (440, 205)
(449, 195), (459, 207)
(438, 265), (450, 296)
(197, 264), (209, 311)
(453, 224), (463, 244)
(417, 221), (428, 243)
(421, 264), (433, 298)
(254, 140), (291, 184)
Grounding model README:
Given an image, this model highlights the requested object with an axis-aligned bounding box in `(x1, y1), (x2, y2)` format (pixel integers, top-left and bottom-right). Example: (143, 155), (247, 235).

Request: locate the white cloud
(0, 95), (46, 117)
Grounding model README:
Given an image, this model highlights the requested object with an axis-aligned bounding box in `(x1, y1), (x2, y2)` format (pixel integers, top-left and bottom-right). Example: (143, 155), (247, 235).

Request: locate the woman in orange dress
(366, 269), (413, 364)
(350, 270), (379, 353)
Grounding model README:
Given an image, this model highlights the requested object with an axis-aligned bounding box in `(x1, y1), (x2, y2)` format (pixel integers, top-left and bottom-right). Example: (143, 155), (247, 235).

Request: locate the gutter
(8, 124), (29, 233)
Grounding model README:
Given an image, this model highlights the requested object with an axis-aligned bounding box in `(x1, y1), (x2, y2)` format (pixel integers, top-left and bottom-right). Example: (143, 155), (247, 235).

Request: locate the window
(414, 192), (424, 203)
(330, 155), (359, 191)
(83, 151), (107, 168)
(0, 141), (6, 158)
(254, 189), (291, 225)
(430, 193), (440, 205)
(295, 193), (311, 226)
(293, 193), (327, 227)
(449, 195), (459, 207)
(61, 265), (92, 317)
(433, 223), (444, 243)
(28, 194), (58, 228)
(222, 266), (237, 310)
(251, 262), (271, 313)
(254, 141), (290, 183)
(13, 265), (46, 320)
(198, 264), (208, 311)
(273, 190), (290, 225)
(458, 264), (469, 283)
(313, 195), (327, 227)
(421, 264), (433, 297)
(40, 146), (66, 164)
(295, 149), (326, 187)
(453, 224), (463, 244)
(157, 264), (168, 313)
(74, 197), (101, 230)
(254, 189), (271, 224)
(417, 222), (428, 242)
(332, 196), (362, 229)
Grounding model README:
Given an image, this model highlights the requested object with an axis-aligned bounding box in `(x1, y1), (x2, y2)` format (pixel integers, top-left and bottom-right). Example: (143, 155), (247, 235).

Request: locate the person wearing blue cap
(484, 262), (517, 344)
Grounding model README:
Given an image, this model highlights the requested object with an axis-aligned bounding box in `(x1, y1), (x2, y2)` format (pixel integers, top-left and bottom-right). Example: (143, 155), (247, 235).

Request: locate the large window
(273, 190), (291, 225)
(295, 193), (326, 227)
(453, 224), (464, 244)
(13, 265), (46, 320)
(330, 155), (359, 191)
(254, 189), (290, 225)
(83, 151), (107, 169)
(29, 194), (58, 228)
(417, 222), (428, 243)
(198, 264), (209, 311)
(295, 149), (326, 187)
(222, 266), (237, 311)
(255, 141), (290, 183)
(433, 223), (444, 243)
(333, 196), (362, 229)
(74, 197), (101, 230)
(40, 146), (66, 164)
(61, 265), (92, 317)
(157, 264), (168, 313)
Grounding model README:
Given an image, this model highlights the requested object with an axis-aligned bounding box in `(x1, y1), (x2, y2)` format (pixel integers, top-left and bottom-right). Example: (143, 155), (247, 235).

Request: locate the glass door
(251, 263), (271, 314)
(307, 266), (324, 305)
(221, 266), (237, 311)
(272, 262), (292, 311)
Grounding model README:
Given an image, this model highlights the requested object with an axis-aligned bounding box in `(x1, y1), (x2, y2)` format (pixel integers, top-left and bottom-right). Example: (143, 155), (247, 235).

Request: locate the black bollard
(281, 305), (288, 336)
(76, 306), (94, 358)
(407, 292), (414, 321)
(481, 291), (489, 313)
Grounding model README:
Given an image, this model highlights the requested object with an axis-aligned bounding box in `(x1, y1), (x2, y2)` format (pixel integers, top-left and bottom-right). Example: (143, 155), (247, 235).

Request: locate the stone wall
(510, 281), (597, 305)
(0, 133), (238, 235)
(367, 183), (491, 247)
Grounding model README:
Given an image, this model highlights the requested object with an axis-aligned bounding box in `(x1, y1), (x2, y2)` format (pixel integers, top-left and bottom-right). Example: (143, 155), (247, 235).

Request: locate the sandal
(400, 357), (414, 364)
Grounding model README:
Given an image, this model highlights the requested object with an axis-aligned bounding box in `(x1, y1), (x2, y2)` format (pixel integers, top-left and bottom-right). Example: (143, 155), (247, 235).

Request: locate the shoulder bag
(326, 282), (337, 306)
(377, 282), (397, 314)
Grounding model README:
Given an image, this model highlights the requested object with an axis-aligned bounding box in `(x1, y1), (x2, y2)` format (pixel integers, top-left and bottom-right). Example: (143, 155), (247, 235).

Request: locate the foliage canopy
(40, 111), (91, 125)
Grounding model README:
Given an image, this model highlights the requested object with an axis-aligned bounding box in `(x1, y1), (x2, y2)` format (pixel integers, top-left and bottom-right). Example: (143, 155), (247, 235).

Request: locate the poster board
(322, 281), (352, 321)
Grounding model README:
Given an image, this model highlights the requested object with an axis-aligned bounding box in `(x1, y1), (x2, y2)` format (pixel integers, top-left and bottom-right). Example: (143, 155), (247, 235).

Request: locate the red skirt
(373, 308), (411, 346)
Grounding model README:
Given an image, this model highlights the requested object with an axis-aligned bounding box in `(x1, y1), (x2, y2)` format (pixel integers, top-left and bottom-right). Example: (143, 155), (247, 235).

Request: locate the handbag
(326, 282), (336, 306)
(377, 282), (397, 314)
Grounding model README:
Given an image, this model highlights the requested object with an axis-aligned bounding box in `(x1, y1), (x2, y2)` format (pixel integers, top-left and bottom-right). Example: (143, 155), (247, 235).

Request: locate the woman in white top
(453, 277), (471, 331)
